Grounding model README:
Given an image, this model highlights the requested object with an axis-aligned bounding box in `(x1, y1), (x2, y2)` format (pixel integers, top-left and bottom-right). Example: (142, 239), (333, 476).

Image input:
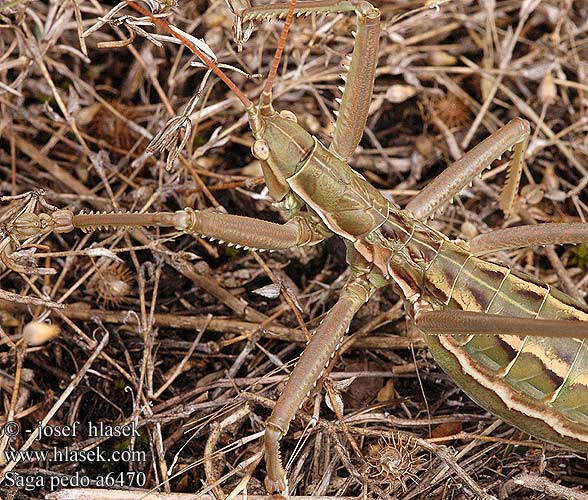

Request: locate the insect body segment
(288, 139), (390, 240)
(417, 238), (588, 452)
(250, 109), (315, 201)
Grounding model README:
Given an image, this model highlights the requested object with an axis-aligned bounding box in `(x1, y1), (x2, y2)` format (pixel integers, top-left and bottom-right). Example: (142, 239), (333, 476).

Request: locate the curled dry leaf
(428, 50), (457, 66)
(252, 283), (282, 299)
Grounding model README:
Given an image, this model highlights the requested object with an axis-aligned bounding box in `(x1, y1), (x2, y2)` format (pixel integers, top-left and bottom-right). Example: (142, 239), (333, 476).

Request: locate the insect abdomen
(421, 242), (588, 450)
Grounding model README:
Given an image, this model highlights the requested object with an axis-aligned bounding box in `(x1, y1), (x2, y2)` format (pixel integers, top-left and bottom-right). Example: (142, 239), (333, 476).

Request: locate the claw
(264, 426), (288, 496)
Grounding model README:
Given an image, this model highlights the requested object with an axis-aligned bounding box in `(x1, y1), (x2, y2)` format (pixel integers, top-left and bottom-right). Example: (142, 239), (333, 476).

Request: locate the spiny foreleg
(237, 0), (381, 161)
(8, 206), (331, 252)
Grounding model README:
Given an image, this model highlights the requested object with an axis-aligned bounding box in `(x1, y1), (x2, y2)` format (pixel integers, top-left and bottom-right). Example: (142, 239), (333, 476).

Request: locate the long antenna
(124, 1), (253, 109)
(262, 0), (297, 102)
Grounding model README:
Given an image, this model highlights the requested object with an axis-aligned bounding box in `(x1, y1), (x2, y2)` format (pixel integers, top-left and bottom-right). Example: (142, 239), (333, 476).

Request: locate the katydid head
(240, 0), (311, 202)
(248, 106), (314, 201)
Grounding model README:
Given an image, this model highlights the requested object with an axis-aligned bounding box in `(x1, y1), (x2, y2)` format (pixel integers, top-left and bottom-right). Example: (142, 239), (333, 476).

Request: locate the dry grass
(1, 1), (588, 499)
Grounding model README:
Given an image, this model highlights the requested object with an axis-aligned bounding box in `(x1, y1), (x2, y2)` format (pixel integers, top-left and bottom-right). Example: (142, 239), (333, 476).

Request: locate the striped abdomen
(421, 240), (588, 451)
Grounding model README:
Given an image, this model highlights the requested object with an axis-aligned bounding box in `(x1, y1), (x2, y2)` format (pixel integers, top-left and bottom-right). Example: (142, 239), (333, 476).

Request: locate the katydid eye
(252, 139), (270, 160)
(279, 110), (297, 122)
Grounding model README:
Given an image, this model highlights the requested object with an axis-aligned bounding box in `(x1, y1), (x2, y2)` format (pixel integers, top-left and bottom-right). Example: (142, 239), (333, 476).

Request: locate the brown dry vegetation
(1, 1), (588, 499)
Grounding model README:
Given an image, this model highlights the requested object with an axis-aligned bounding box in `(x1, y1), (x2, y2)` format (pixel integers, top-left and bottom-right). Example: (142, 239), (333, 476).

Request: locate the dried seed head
(428, 51), (458, 66)
(87, 262), (134, 307)
(385, 84), (417, 104)
(431, 93), (471, 129)
(22, 321), (60, 346)
(415, 135), (434, 159)
(364, 434), (425, 492)
(538, 71), (557, 105)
